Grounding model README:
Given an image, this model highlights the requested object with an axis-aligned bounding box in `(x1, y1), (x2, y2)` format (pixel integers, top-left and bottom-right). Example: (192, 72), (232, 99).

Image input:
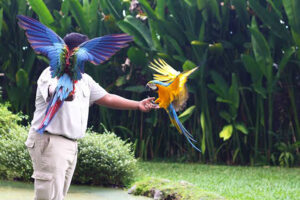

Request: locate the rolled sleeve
(86, 75), (108, 105)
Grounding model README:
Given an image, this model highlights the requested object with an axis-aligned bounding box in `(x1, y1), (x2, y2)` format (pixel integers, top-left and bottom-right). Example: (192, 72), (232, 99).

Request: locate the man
(25, 33), (158, 200)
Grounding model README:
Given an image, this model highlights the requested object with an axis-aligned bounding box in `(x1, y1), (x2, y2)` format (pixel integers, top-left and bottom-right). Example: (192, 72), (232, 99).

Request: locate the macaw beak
(146, 82), (158, 91)
(145, 83), (151, 91)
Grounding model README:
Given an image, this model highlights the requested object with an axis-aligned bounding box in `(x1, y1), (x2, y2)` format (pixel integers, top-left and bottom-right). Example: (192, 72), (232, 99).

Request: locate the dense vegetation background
(0, 0), (299, 166)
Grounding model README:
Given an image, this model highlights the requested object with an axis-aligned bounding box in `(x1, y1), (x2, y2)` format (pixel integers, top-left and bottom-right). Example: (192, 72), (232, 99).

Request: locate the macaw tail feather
(37, 91), (64, 134)
(37, 74), (73, 134)
(168, 104), (201, 152)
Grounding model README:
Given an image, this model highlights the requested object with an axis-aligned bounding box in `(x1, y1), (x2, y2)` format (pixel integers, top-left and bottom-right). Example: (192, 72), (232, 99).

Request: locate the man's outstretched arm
(95, 94), (159, 112)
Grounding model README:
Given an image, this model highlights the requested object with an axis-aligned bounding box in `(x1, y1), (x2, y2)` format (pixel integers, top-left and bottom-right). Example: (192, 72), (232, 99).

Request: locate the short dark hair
(63, 32), (89, 50)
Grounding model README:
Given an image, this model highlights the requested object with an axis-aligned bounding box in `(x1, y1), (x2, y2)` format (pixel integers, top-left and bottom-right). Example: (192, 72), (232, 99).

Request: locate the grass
(135, 161), (300, 200)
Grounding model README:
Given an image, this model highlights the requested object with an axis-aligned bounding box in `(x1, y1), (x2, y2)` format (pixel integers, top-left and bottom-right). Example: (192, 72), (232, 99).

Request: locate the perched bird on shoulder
(17, 15), (133, 134)
(146, 59), (200, 151)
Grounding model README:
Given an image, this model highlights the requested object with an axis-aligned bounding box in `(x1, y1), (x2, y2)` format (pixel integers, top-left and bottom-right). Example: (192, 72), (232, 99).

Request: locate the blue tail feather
(37, 74), (73, 134)
(168, 104), (201, 152)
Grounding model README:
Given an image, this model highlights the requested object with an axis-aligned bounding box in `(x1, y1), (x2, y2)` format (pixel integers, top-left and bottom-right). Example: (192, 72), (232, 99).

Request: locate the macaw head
(146, 80), (169, 91)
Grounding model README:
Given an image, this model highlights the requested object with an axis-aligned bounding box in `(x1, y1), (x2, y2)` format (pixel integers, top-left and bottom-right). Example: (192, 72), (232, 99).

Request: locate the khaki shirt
(29, 67), (107, 139)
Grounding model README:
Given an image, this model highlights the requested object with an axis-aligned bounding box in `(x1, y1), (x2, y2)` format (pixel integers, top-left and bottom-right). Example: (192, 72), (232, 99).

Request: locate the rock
(128, 185), (137, 194)
(153, 189), (163, 200)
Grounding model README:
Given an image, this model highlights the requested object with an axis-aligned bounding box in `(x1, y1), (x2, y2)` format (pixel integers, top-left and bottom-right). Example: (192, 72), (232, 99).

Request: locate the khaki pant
(25, 132), (78, 200)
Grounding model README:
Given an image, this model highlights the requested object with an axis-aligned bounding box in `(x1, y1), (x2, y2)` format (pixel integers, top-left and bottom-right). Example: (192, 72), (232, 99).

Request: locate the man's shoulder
(81, 72), (96, 84)
(38, 67), (52, 83)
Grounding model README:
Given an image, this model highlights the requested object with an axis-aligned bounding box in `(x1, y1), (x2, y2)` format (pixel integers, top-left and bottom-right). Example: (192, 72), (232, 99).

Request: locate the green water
(0, 181), (150, 200)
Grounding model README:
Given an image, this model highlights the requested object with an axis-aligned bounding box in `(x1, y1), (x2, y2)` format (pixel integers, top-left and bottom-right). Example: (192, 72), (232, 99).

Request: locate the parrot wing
(17, 15), (66, 78)
(72, 34), (133, 80)
(173, 67), (199, 111)
(167, 103), (200, 152)
(149, 59), (180, 83)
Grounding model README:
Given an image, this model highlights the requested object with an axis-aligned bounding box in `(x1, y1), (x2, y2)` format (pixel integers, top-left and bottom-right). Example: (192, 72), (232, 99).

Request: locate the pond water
(0, 180), (150, 200)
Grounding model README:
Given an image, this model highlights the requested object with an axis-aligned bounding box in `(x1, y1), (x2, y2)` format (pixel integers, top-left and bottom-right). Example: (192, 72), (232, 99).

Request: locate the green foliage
(0, 103), (31, 181)
(73, 128), (137, 186)
(137, 162), (300, 200)
(0, 0), (299, 166)
(0, 104), (136, 186)
(0, 103), (24, 136)
(131, 177), (223, 200)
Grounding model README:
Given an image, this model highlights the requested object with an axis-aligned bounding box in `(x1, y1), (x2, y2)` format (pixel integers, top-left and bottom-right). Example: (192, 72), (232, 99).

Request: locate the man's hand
(138, 97), (160, 112)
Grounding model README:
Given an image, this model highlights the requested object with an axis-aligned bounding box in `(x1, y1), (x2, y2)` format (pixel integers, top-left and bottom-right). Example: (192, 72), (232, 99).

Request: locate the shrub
(0, 103), (137, 186)
(0, 103), (32, 181)
(73, 128), (137, 186)
(0, 103), (24, 137)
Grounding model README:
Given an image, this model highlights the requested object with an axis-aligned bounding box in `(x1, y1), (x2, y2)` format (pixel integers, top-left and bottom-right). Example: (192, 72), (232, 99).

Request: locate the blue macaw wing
(73, 34), (133, 80)
(17, 15), (66, 78)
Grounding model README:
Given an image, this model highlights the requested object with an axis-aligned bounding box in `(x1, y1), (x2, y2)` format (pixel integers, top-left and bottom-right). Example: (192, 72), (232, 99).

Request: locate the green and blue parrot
(17, 15), (132, 134)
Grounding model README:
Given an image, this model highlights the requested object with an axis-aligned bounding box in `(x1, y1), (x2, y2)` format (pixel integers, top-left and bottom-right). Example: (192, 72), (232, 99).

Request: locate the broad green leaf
(208, 43), (224, 56)
(149, 19), (162, 50)
(155, 0), (165, 19)
(219, 124), (233, 141)
(210, 71), (228, 98)
(88, 0), (100, 37)
(27, 0), (54, 26)
(200, 111), (205, 131)
(207, 84), (224, 97)
(182, 60), (197, 71)
(232, 0), (249, 26)
(104, 0), (122, 20)
(219, 110), (231, 123)
(157, 19), (186, 46)
(241, 54), (263, 83)
(178, 105), (196, 124)
(276, 47), (296, 80)
(197, 0), (206, 10)
(164, 35), (184, 56)
(83, 0), (89, 14)
(127, 47), (147, 66)
(250, 17), (273, 81)
(283, 0), (300, 34)
(216, 97), (232, 104)
(200, 112), (206, 154)
(235, 123), (248, 134)
(117, 20), (148, 48)
(207, 0), (221, 24)
(228, 73), (239, 109)
(0, 8), (3, 37)
(198, 20), (205, 41)
(266, 0), (283, 18)
(191, 40), (208, 47)
(249, 0), (289, 40)
(61, 0), (70, 15)
(291, 30), (300, 58)
(16, 69), (29, 88)
(23, 50), (36, 75)
(233, 148), (240, 163)
(253, 83), (267, 99)
(17, 0), (27, 14)
(138, 0), (157, 20)
(69, 0), (89, 34)
(123, 16), (154, 50)
(115, 76), (126, 87)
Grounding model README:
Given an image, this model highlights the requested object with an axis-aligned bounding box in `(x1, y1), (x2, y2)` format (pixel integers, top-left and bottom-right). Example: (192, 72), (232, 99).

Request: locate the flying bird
(146, 59), (200, 151)
(17, 15), (133, 133)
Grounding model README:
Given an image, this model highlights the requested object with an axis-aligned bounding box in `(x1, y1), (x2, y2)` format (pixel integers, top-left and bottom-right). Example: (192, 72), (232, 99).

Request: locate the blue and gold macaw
(17, 15), (132, 133)
(146, 59), (200, 151)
